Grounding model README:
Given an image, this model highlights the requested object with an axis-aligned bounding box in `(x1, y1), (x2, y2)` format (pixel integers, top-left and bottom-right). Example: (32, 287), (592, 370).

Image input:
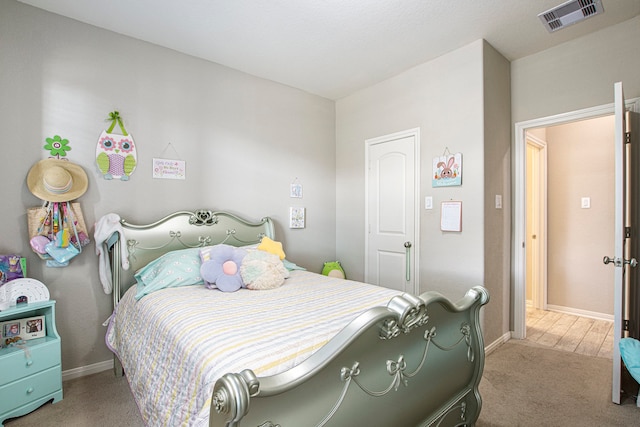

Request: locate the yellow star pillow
(257, 236), (286, 260)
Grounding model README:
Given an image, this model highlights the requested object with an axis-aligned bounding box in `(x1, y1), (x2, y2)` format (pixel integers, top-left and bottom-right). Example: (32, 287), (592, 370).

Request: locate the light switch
(495, 195), (502, 209)
(581, 197), (590, 209)
(425, 196), (433, 210)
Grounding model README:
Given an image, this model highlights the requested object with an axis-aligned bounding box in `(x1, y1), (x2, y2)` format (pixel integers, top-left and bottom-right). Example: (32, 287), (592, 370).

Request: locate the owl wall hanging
(96, 111), (137, 180)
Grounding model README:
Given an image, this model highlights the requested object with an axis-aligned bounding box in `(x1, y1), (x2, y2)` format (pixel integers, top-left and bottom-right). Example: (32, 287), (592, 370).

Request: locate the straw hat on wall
(27, 158), (88, 202)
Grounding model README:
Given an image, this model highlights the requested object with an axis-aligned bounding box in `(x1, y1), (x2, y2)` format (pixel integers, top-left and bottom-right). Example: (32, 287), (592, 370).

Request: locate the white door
(609, 81), (636, 404)
(526, 138), (546, 310)
(365, 129), (419, 294)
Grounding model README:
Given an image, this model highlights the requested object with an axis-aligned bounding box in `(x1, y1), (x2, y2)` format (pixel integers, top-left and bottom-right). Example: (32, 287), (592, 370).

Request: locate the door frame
(513, 99), (640, 339)
(526, 134), (547, 310)
(364, 127), (420, 295)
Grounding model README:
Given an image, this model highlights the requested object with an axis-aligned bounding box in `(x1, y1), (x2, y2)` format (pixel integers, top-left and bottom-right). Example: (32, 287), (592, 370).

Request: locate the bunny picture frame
(432, 151), (462, 187)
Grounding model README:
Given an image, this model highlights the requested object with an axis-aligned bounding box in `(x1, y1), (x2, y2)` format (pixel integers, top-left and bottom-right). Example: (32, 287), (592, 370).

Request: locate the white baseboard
(546, 304), (613, 322)
(485, 332), (511, 356)
(62, 359), (114, 381)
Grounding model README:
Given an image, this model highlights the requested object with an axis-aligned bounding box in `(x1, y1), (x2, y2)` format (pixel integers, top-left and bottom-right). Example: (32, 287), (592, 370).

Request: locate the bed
(103, 209), (489, 427)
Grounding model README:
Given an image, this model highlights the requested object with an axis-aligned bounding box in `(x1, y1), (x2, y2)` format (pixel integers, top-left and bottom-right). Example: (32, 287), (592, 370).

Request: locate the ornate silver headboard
(106, 209), (274, 306)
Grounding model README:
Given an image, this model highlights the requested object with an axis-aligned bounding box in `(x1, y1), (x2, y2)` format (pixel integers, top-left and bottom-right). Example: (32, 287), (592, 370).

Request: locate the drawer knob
(26, 387), (34, 394)
(26, 360), (33, 366)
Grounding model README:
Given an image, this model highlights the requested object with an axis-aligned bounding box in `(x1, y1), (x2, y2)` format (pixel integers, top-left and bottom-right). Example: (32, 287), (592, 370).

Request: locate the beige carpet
(5, 340), (640, 426)
(478, 340), (639, 426)
(4, 368), (144, 427)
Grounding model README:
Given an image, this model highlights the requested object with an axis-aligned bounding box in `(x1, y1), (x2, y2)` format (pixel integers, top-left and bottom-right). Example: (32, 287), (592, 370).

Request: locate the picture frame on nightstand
(1, 314), (45, 346)
(0, 299), (63, 424)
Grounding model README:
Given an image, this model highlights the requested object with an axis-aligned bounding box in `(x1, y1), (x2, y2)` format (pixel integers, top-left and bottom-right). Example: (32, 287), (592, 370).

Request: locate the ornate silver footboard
(209, 286), (489, 427)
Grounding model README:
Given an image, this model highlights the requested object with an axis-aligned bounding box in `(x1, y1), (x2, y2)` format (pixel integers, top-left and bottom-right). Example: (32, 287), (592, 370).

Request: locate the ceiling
(17, 0), (640, 100)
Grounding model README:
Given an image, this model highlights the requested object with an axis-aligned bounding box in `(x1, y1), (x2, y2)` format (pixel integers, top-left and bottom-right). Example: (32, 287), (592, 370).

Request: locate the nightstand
(0, 300), (62, 425)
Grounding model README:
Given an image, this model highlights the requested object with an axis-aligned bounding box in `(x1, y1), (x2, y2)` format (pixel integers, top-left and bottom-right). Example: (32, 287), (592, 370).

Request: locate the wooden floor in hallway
(526, 306), (614, 359)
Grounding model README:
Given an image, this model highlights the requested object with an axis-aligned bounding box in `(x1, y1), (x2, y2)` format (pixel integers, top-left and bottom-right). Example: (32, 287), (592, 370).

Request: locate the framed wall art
(289, 207), (305, 229)
(432, 150), (462, 187)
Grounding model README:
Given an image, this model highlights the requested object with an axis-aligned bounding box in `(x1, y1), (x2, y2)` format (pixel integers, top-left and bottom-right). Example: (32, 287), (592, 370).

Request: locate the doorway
(514, 100), (639, 339)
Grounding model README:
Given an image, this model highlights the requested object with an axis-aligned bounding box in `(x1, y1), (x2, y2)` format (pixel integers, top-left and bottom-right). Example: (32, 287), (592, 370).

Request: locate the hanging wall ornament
(96, 111), (137, 181)
(44, 135), (72, 159)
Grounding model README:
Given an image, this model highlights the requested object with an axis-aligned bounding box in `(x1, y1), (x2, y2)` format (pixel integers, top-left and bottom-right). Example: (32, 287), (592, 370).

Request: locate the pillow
(620, 337), (640, 383)
(134, 247), (203, 300)
(200, 244), (248, 292)
(257, 236), (285, 260)
(240, 250), (289, 290)
(282, 259), (306, 271)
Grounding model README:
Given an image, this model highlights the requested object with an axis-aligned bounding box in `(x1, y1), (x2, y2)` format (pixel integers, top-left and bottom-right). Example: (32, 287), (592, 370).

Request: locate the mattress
(106, 270), (400, 426)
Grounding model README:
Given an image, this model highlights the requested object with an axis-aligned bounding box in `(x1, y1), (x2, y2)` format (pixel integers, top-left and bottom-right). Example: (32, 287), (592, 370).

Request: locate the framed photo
(290, 182), (303, 198)
(1, 315), (45, 346)
(289, 207), (305, 229)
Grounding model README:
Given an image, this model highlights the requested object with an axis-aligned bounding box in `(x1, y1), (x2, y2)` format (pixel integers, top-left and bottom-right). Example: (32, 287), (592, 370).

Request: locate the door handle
(404, 242), (412, 282)
(603, 256), (637, 267)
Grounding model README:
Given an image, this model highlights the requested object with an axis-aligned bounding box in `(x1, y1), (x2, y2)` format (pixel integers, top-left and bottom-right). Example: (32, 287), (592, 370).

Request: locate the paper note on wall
(440, 201), (462, 232)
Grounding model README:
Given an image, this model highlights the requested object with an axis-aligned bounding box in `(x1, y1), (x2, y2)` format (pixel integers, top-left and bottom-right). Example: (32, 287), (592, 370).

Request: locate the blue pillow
(134, 247), (204, 299)
(283, 259), (306, 271)
(620, 337), (640, 383)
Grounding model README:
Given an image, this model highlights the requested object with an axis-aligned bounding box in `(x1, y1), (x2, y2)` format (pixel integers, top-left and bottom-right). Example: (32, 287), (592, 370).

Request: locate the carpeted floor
(5, 340), (640, 426)
(477, 340), (639, 426)
(4, 368), (144, 427)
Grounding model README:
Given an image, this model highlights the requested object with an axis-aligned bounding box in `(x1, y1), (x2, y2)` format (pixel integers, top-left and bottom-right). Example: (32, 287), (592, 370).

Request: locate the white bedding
(106, 270), (400, 426)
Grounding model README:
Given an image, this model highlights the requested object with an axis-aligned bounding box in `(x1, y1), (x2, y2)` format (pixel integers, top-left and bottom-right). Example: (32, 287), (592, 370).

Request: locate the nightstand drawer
(0, 366), (61, 414)
(0, 339), (60, 384)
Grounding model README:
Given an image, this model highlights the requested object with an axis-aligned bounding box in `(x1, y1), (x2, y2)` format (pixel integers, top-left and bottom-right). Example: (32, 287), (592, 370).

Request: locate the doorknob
(603, 256), (637, 267)
(404, 242), (412, 282)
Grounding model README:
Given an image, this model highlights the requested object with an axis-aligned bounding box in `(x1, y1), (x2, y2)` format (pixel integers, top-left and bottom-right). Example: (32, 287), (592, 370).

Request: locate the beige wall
(0, 0), (336, 372)
(482, 43), (512, 341)
(336, 40), (485, 293)
(337, 15), (640, 345)
(511, 16), (640, 124)
(546, 116), (614, 314)
(512, 15), (640, 325)
(336, 40), (512, 345)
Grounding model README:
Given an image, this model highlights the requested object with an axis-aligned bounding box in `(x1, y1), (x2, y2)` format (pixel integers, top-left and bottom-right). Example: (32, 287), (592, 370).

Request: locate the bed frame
(106, 209), (489, 427)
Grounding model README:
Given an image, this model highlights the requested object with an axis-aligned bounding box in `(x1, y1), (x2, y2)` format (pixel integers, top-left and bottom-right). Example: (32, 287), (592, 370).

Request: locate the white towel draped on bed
(106, 270), (400, 426)
(94, 213), (130, 294)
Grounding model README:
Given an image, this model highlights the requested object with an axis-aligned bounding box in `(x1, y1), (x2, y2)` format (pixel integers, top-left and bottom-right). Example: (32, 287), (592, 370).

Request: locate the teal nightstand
(0, 300), (62, 425)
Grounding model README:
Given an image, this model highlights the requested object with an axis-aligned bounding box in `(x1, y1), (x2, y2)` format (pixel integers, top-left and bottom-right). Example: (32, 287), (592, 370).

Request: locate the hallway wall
(546, 116), (614, 316)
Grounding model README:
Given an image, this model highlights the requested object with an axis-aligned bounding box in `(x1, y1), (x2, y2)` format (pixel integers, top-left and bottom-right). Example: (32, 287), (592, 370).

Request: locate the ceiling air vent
(538, 0), (604, 32)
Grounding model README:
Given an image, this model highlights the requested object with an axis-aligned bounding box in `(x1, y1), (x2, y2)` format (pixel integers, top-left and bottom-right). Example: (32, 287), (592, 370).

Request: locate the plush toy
(240, 250), (289, 290)
(200, 244), (248, 292)
(257, 236), (286, 260)
(322, 261), (346, 279)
